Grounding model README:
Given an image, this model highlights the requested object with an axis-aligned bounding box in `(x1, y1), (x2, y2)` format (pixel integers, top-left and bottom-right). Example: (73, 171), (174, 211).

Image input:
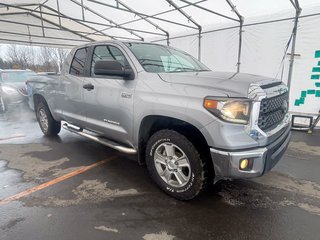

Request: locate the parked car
(27, 41), (291, 200)
(0, 69), (37, 112)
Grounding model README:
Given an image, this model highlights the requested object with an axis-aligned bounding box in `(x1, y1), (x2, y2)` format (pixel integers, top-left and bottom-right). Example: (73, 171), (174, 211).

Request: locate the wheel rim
(39, 108), (48, 132)
(154, 142), (191, 188)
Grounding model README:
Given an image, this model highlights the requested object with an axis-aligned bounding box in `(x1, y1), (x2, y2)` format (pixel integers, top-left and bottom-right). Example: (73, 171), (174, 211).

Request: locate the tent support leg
(56, 0), (62, 29)
(198, 31), (201, 61)
(226, 0), (243, 73)
(237, 19), (243, 73)
(39, 5), (45, 37)
(81, 0), (85, 21)
(287, 0), (302, 92)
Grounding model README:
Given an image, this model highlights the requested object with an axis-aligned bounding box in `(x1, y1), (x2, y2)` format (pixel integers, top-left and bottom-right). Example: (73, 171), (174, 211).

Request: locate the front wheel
(146, 130), (208, 200)
(36, 101), (61, 136)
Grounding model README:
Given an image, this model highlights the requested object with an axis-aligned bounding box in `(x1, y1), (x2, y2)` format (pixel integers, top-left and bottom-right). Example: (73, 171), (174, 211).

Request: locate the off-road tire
(146, 129), (208, 200)
(36, 101), (61, 136)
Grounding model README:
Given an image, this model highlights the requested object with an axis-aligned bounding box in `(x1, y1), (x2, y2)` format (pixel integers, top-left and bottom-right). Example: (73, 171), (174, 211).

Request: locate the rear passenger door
(61, 47), (88, 127)
(82, 44), (136, 145)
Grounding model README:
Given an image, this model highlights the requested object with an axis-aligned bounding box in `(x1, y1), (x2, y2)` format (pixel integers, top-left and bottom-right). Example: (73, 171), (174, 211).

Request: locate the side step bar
(62, 123), (137, 154)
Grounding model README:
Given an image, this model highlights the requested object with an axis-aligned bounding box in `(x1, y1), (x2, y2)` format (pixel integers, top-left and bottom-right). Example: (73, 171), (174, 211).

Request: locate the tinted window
(91, 45), (126, 76)
(70, 47), (88, 76)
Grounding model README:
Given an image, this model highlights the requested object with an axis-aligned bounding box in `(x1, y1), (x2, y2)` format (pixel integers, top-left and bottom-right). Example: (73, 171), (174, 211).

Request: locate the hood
(158, 71), (280, 97)
(1, 82), (28, 96)
(1, 82), (27, 89)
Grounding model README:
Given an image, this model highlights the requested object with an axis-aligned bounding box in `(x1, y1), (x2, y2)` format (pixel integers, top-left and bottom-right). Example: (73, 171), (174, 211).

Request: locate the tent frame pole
(37, 6), (116, 40)
(56, 0), (62, 29)
(30, 13), (95, 41)
(226, 0), (244, 73)
(93, 0), (206, 40)
(166, 0), (202, 60)
(0, 30), (89, 43)
(39, 5), (45, 37)
(69, 0), (144, 41)
(179, 0), (239, 22)
(0, 37), (77, 48)
(115, 0), (170, 45)
(87, 0), (198, 30)
(0, 18), (141, 42)
(81, 0), (85, 21)
(0, 3), (165, 37)
(45, 3), (166, 37)
(287, 0), (302, 92)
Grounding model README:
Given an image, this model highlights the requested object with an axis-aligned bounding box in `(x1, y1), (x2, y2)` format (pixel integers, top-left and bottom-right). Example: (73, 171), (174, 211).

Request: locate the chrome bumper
(210, 125), (291, 181)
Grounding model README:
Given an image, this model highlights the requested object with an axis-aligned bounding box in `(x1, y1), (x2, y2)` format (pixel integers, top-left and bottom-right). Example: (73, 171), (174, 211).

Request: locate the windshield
(125, 43), (210, 73)
(0, 71), (37, 83)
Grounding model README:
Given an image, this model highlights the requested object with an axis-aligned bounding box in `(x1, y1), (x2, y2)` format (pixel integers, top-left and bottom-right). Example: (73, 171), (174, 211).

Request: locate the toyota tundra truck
(27, 41), (291, 200)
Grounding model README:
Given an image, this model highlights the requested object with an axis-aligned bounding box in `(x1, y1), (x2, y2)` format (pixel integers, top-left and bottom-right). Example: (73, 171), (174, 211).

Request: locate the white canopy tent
(0, 0), (320, 118)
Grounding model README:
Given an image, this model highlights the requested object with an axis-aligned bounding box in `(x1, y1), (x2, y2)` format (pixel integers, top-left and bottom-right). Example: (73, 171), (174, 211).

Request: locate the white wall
(154, 7), (320, 118)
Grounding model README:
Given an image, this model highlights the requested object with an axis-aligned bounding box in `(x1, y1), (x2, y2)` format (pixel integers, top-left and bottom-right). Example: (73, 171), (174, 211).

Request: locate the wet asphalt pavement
(0, 107), (320, 240)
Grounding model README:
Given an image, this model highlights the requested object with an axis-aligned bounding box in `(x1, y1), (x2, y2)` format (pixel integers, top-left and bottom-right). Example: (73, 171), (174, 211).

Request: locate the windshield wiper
(141, 63), (164, 67)
(169, 67), (205, 73)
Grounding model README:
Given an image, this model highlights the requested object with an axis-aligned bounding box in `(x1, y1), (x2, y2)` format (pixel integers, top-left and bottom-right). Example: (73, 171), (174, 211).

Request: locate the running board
(62, 123), (137, 154)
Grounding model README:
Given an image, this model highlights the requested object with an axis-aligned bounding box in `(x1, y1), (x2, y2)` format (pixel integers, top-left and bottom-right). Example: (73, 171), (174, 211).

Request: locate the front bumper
(210, 125), (291, 181)
(1, 93), (27, 105)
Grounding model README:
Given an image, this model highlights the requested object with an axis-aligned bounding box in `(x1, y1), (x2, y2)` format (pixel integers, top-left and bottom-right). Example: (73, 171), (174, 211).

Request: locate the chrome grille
(18, 87), (28, 96)
(258, 92), (289, 131)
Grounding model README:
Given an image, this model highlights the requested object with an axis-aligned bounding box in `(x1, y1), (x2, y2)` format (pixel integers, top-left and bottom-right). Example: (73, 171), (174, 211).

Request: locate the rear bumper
(210, 125), (291, 181)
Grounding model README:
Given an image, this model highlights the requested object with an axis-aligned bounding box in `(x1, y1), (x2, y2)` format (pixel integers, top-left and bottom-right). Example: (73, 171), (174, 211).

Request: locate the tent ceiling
(0, 0), (319, 48)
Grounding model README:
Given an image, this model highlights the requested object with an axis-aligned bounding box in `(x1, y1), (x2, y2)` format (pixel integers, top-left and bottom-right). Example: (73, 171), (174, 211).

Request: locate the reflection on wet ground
(0, 107), (320, 240)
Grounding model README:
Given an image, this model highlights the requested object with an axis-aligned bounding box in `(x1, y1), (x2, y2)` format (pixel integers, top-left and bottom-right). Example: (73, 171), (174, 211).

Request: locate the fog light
(240, 159), (249, 170)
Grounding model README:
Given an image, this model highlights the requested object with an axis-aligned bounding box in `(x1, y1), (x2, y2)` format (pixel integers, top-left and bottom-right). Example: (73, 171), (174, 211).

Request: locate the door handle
(83, 83), (94, 91)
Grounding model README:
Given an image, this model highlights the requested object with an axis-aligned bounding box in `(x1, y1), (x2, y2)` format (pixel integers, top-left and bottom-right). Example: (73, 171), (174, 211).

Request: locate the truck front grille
(18, 87), (28, 96)
(258, 92), (289, 131)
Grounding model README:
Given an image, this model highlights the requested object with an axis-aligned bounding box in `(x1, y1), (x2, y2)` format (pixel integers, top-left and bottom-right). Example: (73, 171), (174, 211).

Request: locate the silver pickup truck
(28, 41), (291, 200)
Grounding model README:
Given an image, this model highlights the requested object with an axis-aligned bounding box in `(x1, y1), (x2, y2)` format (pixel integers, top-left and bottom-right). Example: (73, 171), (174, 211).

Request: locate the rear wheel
(146, 129), (207, 200)
(36, 101), (61, 136)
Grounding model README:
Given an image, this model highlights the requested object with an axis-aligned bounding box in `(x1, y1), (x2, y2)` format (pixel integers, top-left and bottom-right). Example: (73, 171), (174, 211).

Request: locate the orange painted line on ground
(0, 134), (26, 141)
(0, 156), (117, 206)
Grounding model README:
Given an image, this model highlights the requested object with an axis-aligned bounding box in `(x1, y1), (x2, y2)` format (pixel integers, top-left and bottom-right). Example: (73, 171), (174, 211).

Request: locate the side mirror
(94, 60), (134, 80)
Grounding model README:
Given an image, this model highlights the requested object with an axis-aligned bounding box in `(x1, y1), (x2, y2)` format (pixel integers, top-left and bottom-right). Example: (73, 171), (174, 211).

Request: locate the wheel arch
(33, 94), (46, 109)
(138, 115), (213, 171)
(33, 94), (59, 120)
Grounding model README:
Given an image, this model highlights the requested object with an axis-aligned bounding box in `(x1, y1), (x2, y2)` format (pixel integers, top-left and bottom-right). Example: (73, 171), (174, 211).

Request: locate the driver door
(82, 44), (136, 145)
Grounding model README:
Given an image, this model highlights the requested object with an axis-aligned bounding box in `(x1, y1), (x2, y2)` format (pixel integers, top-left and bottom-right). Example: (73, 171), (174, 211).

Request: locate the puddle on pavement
(288, 141), (320, 156)
(0, 159), (34, 199)
(219, 171), (320, 216)
(0, 144), (69, 181)
(36, 179), (140, 207)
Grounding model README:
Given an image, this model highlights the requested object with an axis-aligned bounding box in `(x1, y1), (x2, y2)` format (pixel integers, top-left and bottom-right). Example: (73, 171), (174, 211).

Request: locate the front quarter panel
(133, 72), (226, 148)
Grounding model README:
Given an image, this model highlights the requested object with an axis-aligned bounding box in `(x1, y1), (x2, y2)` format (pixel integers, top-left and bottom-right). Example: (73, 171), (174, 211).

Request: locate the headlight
(2, 86), (18, 95)
(204, 98), (251, 124)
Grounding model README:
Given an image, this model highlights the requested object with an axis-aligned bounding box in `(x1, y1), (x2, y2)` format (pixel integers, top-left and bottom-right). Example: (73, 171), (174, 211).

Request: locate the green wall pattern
(295, 50), (320, 106)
